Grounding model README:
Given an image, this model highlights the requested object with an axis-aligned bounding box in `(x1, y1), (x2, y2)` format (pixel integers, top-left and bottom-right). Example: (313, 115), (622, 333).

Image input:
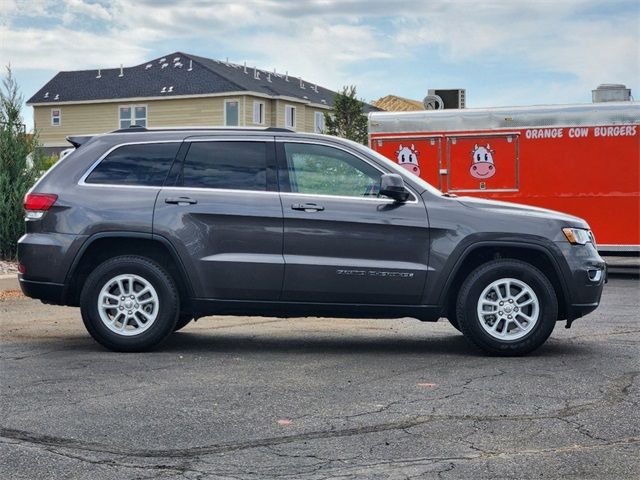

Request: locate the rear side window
(181, 141), (267, 191)
(85, 143), (180, 186)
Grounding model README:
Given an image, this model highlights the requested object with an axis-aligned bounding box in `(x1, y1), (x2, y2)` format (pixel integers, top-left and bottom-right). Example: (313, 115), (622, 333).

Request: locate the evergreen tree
(324, 85), (369, 144)
(0, 65), (45, 260)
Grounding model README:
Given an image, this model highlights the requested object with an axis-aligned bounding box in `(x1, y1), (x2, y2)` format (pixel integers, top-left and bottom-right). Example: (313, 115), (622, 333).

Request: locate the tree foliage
(323, 85), (369, 144)
(0, 65), (45, 260)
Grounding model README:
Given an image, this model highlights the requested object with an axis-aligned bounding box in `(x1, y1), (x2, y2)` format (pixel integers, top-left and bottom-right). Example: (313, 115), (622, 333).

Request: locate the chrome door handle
(291, 203), (325, 212)
(165, 197), (197, 205)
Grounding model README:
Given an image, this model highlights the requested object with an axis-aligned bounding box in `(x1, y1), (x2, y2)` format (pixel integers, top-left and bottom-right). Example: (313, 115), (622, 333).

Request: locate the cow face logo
(470, 144), (496, 179)
(396, 144), (420, 176)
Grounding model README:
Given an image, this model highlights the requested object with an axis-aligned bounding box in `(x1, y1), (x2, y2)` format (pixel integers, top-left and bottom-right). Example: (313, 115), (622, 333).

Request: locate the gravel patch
(0, 260), (18, 275)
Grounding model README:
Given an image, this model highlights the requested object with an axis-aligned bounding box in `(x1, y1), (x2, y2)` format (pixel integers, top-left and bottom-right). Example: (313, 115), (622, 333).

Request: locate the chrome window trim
(80, 138), (276, 191)
(78, 137), (421, 203)
(159, 186), (279, 195)
(280, 191), (400, 203)
(276, 138), (420, 203)
(184, 137), (274, 142)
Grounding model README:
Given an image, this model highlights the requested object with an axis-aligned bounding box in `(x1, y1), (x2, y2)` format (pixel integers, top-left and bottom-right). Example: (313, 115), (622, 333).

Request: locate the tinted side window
(284, 143), (382, 197)
(182, 141), (267, 191)
(85, 143), (180, 186)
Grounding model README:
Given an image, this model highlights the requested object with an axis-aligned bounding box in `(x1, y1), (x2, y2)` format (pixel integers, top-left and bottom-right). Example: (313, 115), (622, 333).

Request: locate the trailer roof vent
(592, 84), (631, 103)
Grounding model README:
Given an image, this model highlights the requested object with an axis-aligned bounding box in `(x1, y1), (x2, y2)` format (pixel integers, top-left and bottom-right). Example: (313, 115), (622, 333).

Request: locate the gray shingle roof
(27, 51), (378, 112)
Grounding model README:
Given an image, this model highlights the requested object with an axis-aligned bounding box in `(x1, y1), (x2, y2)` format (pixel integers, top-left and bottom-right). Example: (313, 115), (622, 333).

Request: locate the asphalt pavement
(1, 276), (638, 479)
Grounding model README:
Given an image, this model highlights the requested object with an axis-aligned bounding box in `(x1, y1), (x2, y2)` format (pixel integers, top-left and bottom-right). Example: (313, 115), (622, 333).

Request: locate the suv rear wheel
(456, 259), (557, 356)
(80, 256), (179, 352)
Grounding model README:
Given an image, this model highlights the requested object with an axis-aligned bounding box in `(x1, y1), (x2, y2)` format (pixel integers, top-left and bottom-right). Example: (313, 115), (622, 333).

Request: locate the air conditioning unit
(428, 89), (466, 109)
(592, 84), (631, 103)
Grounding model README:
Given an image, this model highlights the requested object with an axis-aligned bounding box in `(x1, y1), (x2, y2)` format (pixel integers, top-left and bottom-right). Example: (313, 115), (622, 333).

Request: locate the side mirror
(380, 174), (410, 202)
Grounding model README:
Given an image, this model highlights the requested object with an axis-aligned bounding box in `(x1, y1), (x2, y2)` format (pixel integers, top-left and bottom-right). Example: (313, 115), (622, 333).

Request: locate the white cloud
(63, 0), (113, 24)
(0, 0), (638, 106)
(0, 27), (149, 70)
(227, 20), (393, 88)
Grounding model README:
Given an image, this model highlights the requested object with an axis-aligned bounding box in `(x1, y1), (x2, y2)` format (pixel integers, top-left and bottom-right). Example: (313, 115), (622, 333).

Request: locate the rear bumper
(19, 277), (65, 305)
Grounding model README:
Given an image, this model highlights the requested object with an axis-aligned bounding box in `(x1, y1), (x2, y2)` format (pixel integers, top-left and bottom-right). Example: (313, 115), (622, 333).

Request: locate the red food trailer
(368, 102), (640, 254)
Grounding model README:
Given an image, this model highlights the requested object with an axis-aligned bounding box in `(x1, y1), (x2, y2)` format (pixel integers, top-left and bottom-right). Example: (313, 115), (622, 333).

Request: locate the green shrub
(0, 66), (46, 260)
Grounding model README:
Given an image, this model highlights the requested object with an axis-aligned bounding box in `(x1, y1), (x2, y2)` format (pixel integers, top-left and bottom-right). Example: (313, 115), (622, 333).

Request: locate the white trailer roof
(368, 102), (640, 133)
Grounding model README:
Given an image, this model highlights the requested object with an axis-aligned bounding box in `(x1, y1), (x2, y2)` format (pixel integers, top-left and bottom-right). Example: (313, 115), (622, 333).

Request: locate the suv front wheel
(80, 256), (179, 352)
(456, 259), (558, 356)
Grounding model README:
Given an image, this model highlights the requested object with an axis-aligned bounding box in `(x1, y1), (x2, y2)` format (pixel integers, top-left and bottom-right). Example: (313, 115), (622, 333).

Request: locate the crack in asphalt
(1, 371), (636, 462)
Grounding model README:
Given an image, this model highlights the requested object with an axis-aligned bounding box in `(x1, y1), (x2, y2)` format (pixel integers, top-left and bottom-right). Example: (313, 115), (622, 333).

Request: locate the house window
(119, 105), (147, 129)
(285, 105), (296, 130)
(51, 109), (61, 126)
(314, 111), (325, 133)
(225, 100), (239, 126)
(253, 101), (264, 125)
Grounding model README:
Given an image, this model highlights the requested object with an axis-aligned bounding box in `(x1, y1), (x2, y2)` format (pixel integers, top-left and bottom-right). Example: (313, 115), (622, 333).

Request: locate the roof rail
(264, 127), (295, 132)
(111, 125), (147, 133)
(109, 126), (295, 134)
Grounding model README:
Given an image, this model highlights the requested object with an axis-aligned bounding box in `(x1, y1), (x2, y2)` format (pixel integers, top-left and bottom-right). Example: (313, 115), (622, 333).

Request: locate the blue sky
(2, 0), (639, 132)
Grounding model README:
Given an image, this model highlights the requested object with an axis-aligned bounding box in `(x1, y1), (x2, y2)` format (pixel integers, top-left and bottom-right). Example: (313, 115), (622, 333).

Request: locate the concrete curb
(0, 274), (19, 292)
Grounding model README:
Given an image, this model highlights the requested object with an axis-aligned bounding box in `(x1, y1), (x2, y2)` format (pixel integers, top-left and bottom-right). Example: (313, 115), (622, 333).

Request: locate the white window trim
(253, 101), (265, 125)
(224, 98), (241, 126)
(314, 111), (324, 133)
(118, 104), (148, 128)
(285, 104), (296, 130)
(51, 108), (61, 127)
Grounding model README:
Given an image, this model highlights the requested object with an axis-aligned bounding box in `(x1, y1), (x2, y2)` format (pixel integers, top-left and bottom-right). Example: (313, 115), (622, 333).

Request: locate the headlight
(562, 227), (593, 245)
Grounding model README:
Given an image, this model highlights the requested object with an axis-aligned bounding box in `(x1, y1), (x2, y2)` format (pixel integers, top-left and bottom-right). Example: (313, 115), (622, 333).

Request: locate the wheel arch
(440, 241), (570, 321)
(63, 232), (195, 310)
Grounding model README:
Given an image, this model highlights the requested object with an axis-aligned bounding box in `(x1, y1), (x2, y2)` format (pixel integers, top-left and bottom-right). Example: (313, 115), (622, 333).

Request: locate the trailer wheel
(456, 259), (557, 356)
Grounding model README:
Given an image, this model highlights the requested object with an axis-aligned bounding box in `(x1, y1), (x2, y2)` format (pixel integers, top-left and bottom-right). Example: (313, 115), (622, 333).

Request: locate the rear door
(153, 137), (284, 300)
(277, 139), (430, 305)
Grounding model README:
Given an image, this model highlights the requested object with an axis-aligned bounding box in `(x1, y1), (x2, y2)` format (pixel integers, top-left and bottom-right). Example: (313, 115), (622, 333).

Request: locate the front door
(153, 138), (284, 300)
(278, 140), (430, 305)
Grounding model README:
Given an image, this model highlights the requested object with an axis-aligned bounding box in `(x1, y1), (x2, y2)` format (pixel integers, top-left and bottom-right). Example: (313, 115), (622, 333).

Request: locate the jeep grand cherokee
(18, 127), (606, 355)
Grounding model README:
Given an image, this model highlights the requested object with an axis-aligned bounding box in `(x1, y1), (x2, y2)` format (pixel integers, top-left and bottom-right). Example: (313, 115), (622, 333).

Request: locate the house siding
(149, 97), (226, 127)
(34, 103), (119, 146)
(34, 96), (329, 147)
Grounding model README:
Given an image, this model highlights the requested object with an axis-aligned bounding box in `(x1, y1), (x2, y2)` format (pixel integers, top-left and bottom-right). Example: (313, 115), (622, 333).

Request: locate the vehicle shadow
(154, 330), (591, 358)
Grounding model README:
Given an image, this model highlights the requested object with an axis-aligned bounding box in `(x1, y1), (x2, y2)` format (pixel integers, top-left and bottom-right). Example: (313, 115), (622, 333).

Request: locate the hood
(455, 196), (588, 227)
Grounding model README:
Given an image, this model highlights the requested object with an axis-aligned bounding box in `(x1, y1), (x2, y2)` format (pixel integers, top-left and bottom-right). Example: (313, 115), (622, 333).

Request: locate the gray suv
(18, 127), (606, 355)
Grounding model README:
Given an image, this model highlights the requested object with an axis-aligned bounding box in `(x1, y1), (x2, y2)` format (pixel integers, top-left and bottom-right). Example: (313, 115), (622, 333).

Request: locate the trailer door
(371, 136), (443, 190)
(445, 134), (519, 193)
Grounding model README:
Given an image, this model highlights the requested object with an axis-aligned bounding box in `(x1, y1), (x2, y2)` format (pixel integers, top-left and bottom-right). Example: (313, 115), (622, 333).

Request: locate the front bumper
(556, 241), (606, 323)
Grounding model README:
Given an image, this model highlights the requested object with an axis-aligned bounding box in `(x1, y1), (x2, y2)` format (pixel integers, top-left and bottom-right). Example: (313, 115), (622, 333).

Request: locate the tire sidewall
(457, 260), (557, 355)
(81, 257), (178, 351)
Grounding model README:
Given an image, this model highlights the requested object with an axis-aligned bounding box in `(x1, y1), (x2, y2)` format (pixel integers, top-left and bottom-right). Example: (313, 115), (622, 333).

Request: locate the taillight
(24, 193), (58, 211)
(24, 193), (58, 219)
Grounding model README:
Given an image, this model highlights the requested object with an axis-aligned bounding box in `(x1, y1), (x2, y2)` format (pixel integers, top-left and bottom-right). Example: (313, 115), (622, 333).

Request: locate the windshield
(345, 139), (444, 196)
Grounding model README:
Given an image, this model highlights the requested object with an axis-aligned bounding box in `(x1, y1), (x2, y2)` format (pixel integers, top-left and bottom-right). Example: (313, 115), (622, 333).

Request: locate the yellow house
(27, 52), (362, 155)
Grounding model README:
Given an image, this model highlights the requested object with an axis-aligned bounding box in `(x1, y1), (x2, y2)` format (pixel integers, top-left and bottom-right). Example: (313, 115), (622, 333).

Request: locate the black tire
(80, 255), (179, 352)
(456, 259), (557, 356)
(174, 314), (193, 332)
